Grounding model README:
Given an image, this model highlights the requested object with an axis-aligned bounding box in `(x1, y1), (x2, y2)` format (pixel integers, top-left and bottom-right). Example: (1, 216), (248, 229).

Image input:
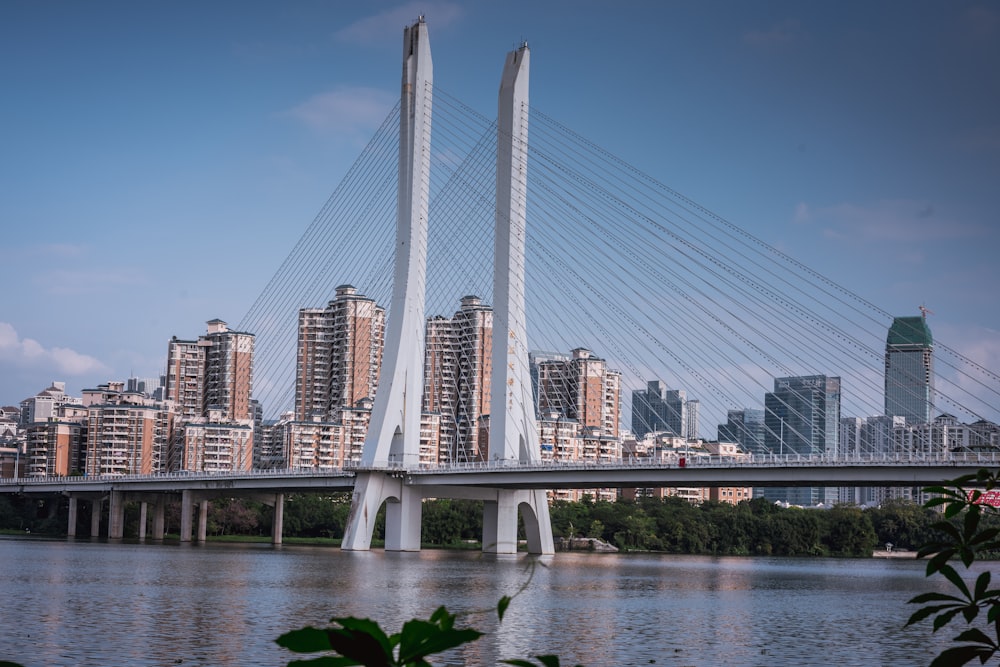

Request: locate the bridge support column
(197, 500), (209, 543)
(483, 488), (553, 555)
(483, 491), (518, 554)
(138, 501), (148, 541)
(180, 490), (193, 542)
(67, 496), (77, 538)
(343, 472), (421, 551)
(152, 496), (165, 540)
(272, 494), (284, 546)
(109, 491), (125, 539)
(90, 498), (103, 538)
(385, 484), (422, 552)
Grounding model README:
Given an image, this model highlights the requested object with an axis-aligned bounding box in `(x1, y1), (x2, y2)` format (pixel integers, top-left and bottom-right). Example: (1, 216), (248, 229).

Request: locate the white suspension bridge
(4, 18), (998, 555)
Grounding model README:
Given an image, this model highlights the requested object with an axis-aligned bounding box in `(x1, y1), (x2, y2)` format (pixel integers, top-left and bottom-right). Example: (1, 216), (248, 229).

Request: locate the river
(0, 536), (975, 666)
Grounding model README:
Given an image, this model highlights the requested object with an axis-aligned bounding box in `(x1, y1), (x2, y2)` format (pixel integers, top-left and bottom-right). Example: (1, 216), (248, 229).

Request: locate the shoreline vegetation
(4, 491), (990, 558)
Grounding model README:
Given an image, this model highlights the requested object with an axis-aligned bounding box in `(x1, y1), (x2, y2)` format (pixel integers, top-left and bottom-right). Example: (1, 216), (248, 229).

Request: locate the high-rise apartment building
(423, 295), (492, 463)
(203, 319), (255, 421)
(19, 382), (76, 426)
(25, 419), (83, 477)
(165, 320), (255, 472)
(295, 285), (385, 422)
(631, 380), (687, 438)
(84, 391), (173, 476)
(762, 374), (841, 506)
(166, 320), (254, 422)
(884, 315), (934, 425)
(181, 408), (253, 473)
(536, 348), (620, 438)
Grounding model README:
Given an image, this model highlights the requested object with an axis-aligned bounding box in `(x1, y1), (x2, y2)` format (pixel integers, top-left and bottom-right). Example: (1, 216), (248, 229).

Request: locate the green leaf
(277, 627), (335, 653)
(928, 549), (957, 575)
(502, 657), (570, 667)
(933, 607), (963, 632)
(963, 506), (982, 541)
(934, 520), (962, 540)
(973, 571), (992, 599)
(944, 502), (967, 519)
(953, 628), (997, 647)
(938, 564), (972, 599)
(498, 595), (512, 622)
(396, 616), (483, 664)
(324, 621), (395, 667)
(908, 592), (965, 605)
(960, 604), (980, 624)
(429, 606), (454, 631)
(929, 644), (993, 667)
(969, 528), (1000, 546)
(289, 658), (364, 667)
(906, 604), (959, 627)
(532, 655), (566, 667)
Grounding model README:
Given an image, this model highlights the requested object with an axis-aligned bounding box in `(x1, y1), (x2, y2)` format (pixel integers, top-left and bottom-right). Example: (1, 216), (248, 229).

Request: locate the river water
(0, 536), (975, 666)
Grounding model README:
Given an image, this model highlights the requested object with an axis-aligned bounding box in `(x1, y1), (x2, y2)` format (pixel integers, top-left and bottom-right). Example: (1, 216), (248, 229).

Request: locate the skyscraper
(631, 380), (686, 438)
(717, 408), (766, 454)
(762, 374), (841, 506)
(884, 315), (934, 425)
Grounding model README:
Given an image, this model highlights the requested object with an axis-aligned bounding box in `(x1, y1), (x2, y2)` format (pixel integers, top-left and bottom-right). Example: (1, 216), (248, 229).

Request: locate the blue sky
(1, 1), (998, 415)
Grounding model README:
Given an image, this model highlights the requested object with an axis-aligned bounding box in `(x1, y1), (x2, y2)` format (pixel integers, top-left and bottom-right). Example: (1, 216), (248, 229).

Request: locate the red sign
(968, 489), (1000, 507)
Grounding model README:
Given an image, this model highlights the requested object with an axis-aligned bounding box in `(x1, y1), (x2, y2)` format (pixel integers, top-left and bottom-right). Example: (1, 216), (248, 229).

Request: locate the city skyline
(2, 2), (998, 417)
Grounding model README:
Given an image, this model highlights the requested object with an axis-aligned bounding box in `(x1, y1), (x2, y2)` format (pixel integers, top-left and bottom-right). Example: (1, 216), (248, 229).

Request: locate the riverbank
(872, 549), (917, 558)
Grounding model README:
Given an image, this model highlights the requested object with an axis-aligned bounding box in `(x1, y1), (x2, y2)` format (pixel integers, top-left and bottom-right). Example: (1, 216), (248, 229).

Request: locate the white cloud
(285, 86), (396, 136)
(0, 322), (108, 376)
(334, 2), (463, 45)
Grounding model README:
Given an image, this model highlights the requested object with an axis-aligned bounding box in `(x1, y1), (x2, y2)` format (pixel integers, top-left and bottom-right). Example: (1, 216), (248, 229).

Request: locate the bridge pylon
(341, 24), (553, 556)
(484, 43), (554, 555)
(342, 17), (432, 552)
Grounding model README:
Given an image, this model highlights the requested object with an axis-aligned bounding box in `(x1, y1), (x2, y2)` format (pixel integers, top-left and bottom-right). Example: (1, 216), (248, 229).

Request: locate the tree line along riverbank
(1, 492), (983, 557)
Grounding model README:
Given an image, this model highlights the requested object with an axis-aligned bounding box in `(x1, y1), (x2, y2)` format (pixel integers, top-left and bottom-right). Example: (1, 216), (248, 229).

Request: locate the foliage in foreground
(276, 596), (580, 667)
(908, 469), (1000, 667)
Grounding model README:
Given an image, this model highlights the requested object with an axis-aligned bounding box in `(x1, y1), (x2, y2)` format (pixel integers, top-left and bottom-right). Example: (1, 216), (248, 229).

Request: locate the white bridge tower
(342, 20), (553, 555)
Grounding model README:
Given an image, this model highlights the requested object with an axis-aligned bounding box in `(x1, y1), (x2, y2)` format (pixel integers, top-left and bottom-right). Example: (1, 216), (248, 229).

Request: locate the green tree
(868, 498), (940, 551)
(284, 493), (352, 538)
(907, 469), (1000, 666)
(822, 504), (877, 557)
(208, 498), (262, 536)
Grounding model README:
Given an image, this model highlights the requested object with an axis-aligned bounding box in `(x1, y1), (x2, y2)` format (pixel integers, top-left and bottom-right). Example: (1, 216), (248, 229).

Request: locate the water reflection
(0, 537), (969, 666)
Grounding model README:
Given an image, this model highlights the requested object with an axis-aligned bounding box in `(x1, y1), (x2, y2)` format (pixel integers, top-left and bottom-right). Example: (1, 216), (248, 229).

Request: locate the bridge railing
(2, 451), (997, 486)
(405, 450), (1000, 474)
(0, 467), (357, 486)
